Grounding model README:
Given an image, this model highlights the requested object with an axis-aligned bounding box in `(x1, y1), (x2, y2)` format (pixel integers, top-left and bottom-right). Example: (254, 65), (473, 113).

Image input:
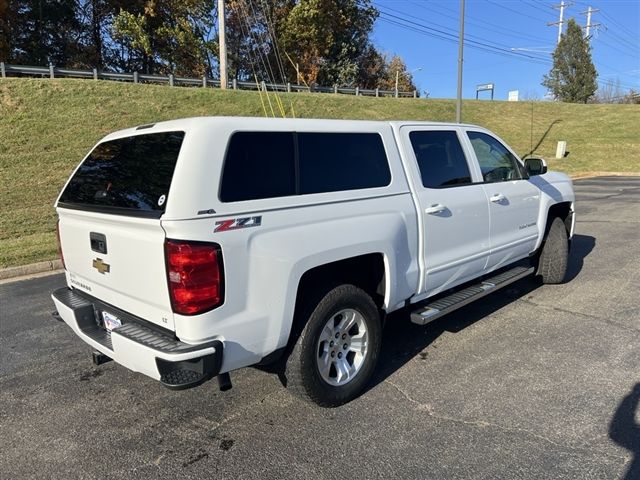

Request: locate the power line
(600, 10), (638, 41)
(596, 34), (638, 60)
(375, 7), (551, 65)
(377, 15), (550, 66)
(522, 0), (554, 17)
(599, 26), (640, 56)
(486, 0), (552, 23)
(405, 0), (552, 46)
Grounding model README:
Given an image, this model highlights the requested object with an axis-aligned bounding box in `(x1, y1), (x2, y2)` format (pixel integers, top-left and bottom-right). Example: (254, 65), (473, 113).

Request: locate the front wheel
(285, 284), (382, 407)
(536, 216), (569, 284)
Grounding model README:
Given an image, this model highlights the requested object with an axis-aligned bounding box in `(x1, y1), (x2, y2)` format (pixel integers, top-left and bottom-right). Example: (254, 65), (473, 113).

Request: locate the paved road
(1, 177), (638, 480)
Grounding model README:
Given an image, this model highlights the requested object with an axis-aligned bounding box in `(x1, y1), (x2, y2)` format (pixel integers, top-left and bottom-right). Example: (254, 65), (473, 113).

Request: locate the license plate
(102, 311), (122, 332)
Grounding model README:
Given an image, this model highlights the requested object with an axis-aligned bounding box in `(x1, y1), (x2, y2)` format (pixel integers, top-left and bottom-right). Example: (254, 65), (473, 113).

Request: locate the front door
(464, 130), (541, 271)
(400, 127), (491, 297)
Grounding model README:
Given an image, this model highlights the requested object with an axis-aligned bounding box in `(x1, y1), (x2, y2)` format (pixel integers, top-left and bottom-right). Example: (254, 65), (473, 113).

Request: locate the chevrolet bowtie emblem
(92, 258), (111, 274)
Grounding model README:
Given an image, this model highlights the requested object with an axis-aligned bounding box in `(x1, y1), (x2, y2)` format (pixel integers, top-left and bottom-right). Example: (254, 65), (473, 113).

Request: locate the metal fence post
(261, 80), (266, 92)
(413, 90), (417, 98)
(0, 62), (5, 78)
(49, 64), (54, 79)
(375, 87), (379, 97)
(334, 84), (338, 94)
(93, 68), (98, 80)
(133, 71), (138, 84)
(355, 86), (359, 96)
(169, 74), (174, 87)
(287, 82), (291, 93)
(202, 76), (207, 88)
(232, 78), (237, 90)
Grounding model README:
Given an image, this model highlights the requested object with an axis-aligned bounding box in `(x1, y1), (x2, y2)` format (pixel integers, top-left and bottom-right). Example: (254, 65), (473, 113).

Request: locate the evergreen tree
(542, 18), (598, 103)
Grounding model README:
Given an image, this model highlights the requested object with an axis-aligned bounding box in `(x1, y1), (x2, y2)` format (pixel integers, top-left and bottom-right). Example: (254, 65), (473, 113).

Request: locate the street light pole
(395, 70), (399, 98)
(395, 67), (422, 99)
(456, 0), (465, 123)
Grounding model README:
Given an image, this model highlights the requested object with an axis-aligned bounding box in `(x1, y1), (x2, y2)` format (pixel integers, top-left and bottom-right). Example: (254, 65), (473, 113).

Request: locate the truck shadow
(369, 275), (540, 390)
(566, 234), (596, 282)
(369, 234), (596, 393)
(609, 383), (640, 480)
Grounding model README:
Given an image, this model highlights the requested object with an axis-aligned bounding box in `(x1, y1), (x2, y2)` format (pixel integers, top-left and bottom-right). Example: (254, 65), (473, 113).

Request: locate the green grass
(1, 78), (639, 268)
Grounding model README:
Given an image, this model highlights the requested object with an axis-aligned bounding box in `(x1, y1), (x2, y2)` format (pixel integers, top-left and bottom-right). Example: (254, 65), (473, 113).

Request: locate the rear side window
(58, 132), (184, 217)
(299, 133), (390, 194)
(409, 130), (472, 188)
(220, 131), (391, 202)
(219, 132), (295, 202)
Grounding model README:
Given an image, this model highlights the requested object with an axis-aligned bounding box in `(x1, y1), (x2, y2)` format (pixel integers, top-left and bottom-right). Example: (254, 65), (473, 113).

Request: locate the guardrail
(0, 62), (419, 99)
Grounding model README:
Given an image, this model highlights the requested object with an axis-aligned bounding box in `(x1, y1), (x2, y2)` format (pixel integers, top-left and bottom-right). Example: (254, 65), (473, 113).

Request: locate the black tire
(285, 284), (382, 407)
(536, 216), (569, 284)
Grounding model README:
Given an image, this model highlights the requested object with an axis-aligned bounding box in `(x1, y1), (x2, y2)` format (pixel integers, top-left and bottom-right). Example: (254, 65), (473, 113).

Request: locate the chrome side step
(410, 266), (534, 326)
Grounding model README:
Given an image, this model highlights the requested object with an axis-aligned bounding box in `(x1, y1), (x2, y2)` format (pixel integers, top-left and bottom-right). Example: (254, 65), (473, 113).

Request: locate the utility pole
(548, 1), (572, 45)
(581, 6), (600, 38)
(456, 0), (465, 123)
(218, 0), (228, 90)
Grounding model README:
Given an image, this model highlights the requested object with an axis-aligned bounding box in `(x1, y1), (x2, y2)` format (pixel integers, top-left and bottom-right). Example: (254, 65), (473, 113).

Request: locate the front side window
(409, 130), (472, 188)
(467, 131), (524, 183)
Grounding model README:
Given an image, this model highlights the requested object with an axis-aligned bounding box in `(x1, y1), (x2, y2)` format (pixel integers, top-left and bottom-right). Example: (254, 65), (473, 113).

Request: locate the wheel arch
(287, 253), (387, 351)
(545, 201), (574, 237)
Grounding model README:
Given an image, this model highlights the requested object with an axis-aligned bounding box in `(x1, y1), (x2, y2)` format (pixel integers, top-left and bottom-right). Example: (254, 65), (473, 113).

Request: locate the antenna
(530, 102), (534, 155)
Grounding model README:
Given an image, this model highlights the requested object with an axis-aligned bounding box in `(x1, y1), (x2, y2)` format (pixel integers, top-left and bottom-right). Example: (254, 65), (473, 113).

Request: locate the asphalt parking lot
(1, 176), (638, 479)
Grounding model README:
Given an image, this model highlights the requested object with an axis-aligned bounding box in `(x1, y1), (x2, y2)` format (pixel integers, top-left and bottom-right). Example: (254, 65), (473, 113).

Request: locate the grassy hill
(1, 78), (639, 268)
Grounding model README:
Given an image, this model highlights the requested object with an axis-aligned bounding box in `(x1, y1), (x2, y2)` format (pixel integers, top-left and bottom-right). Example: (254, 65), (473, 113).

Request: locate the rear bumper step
(411, 266), (534, 325)
(51, 287), (223, 389)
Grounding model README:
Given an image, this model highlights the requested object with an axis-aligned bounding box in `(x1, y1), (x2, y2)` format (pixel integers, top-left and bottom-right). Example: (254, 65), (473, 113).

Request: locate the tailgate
(58, 209), (174, 331)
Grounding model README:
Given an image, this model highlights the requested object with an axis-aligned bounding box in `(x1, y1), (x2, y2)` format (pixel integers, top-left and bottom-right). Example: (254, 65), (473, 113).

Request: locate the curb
(0, 260), (63, 281)
(571, 172), (640, 180)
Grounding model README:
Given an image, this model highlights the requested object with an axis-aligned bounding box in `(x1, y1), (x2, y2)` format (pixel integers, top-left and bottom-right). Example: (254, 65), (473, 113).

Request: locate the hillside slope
(1, 78), (639, 267)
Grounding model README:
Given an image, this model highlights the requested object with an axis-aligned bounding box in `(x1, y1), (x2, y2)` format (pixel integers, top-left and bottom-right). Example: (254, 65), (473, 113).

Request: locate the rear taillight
(56, 220), (65, 269)
(165, 240), (224, 315)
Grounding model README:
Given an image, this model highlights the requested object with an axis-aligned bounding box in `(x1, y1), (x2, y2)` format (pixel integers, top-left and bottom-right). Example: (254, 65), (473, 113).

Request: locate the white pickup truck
(52, 116), (575, 406)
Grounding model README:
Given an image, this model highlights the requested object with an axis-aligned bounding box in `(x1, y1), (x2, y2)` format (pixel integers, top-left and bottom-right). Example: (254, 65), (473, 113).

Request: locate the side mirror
(524, 157), (547, 176)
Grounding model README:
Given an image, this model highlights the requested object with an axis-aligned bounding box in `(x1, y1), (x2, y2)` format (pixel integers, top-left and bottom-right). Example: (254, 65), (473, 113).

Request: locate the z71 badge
(214, 216), (262, 233)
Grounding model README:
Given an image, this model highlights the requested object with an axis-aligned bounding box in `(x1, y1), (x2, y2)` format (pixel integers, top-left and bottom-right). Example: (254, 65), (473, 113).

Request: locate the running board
(411, 266), (534, 326)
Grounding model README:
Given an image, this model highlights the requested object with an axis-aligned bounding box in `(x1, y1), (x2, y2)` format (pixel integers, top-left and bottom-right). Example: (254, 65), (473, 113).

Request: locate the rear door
(464, 130), (541, 270)
(399, 127), (491, 297)
(56, 131), (185, 331)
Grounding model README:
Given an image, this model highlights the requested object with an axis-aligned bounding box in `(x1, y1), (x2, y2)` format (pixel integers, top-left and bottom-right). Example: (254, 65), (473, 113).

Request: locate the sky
(369, 0), (640, 100)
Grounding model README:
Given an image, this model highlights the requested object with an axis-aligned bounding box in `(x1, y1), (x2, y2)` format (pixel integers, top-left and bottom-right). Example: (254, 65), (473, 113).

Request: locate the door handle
(425, 204), (447, 214)
(490, 194), (506, 203)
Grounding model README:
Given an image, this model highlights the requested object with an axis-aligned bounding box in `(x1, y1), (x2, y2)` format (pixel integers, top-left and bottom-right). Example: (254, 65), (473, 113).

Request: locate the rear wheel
(536, 216), (569, 284)
(285, 284), (381, 407)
